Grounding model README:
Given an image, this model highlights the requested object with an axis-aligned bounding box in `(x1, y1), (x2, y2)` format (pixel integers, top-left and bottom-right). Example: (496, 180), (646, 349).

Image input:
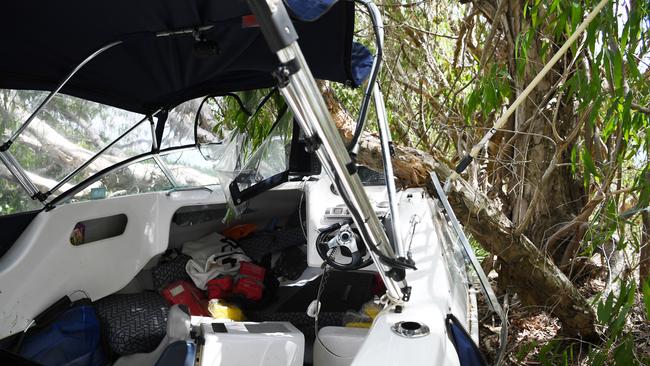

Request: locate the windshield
(0, 89), (298, 212)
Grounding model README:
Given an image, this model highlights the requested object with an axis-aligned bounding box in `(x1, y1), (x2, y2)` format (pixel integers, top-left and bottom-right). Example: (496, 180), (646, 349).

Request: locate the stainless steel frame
(277, 43), (406, 302)
(244, 0), (409, 302)
(349, 0), (383, 156)
(350, 0), (405, 259)
(48, 111), (161, 196)
(0, 150), (40, 198)
(374, 83), (405, 259)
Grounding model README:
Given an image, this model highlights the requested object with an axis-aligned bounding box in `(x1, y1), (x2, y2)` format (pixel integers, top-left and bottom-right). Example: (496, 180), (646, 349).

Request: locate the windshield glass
(69, 158), (173, 202)
(0, 89), (296, 211)
(1, 89), (149, 196)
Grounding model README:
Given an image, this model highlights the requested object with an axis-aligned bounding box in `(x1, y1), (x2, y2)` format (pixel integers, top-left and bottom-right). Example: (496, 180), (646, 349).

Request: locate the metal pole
(149, 116), (159, 151)
(347, 0), (405, 259)
(454, 0), (610, 176)
(348, 0), (383, 156)
(48, 111), (159, 195)
(5, 41), (123, 146)
(373, 83), (405, 258)
(3, 25), (215, 150)
(152, 155), (179, 188)
(276, 44), (406, 302)
(0, 151), (40, 198)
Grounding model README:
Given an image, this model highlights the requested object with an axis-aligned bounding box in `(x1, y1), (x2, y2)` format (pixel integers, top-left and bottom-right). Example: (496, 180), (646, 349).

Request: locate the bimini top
(0, 0), (371, 114)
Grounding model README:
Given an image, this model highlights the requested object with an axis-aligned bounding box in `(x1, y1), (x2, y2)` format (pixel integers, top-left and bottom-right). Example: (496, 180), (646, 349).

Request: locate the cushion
(95, 292), (169, 355)
(151, 250), (192, 290)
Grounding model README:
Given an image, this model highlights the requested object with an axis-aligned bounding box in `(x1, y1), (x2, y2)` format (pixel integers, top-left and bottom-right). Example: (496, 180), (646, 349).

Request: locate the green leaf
(581, 146), (599, 186)
(556, 12), (568, 38)
(483, 81), (497, 111)
(570, 2), (582, 32)
(596, 292), (614, 323)
(523, 0), (529, 18)
(570, 145), (579, 175)
(613, 338), (635, 366)
(549, 0), (561, 14)
(586, 17), (600, 55)
(620, 20), (630, 50)
(586, 97), (602, 127)
(610, 49), (624, 92)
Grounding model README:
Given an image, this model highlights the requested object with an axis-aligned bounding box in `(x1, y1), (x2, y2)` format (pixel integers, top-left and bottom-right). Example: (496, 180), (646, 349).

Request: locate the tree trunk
(321, 85), (598, 339)
(640, 154), (650, 288)
(641, 211), (650, 288)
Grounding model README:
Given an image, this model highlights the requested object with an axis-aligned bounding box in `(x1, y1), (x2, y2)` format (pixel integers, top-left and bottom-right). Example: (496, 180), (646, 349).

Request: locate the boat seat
(94, 292), (169, 356)
(113, 304), (192, 366)
(313, 326), (368, 366)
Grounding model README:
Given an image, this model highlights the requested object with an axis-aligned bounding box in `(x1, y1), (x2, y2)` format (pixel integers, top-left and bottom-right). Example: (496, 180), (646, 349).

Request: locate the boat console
(305, 168), (392, 270)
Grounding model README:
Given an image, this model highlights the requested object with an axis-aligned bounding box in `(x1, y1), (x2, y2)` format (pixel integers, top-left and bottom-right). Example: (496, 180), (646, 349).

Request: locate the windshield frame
(47, 144), (198, 207)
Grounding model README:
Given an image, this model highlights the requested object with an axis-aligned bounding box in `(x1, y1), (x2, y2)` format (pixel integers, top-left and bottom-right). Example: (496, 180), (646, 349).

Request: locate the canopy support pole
(246, 0), (410, 303)
(347, 0), (407, 260)
(0, 25), (217, 152)
(0, 24), (215, 204)
(374, 83), (406, 259)
(0, 41), (123, 204)
(46, 111), (161, 197)
(0, 150), (42, 201)
(348, 0), (383, 156)
(1, 41), (123, 152)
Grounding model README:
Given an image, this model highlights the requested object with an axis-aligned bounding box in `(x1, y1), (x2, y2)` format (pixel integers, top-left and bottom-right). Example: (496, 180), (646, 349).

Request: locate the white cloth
(182, 232), (250, 290)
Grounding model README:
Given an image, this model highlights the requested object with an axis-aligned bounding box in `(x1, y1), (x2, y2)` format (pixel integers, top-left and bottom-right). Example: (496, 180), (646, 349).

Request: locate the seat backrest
(155, 341), (196, 366)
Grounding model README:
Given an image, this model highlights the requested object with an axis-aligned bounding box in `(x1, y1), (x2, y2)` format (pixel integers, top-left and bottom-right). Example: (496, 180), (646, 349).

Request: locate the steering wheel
(316, 223), (373, 270)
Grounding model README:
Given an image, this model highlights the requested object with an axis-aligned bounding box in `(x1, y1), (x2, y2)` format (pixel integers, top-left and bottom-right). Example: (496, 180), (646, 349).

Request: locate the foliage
(591, 280), (639, 366)
(338, 0), (650, 363)
(208, 89), (288, 159)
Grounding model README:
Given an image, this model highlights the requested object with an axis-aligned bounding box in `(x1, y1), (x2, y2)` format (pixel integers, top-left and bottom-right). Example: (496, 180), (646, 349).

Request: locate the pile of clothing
(152, 230), (277, 320)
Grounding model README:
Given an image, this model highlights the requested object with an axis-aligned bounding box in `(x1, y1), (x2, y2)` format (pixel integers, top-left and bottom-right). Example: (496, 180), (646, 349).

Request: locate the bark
(641, 160), (650, 288)
(641, 211), (650, 288)
(322, 85), (598, 339)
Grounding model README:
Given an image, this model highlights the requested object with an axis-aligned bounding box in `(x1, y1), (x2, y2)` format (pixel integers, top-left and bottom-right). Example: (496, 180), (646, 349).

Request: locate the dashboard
(304, 171), (392, 268)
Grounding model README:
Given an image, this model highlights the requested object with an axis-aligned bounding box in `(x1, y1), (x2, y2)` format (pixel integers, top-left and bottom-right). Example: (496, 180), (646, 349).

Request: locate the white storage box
(197, 320), (304, 366)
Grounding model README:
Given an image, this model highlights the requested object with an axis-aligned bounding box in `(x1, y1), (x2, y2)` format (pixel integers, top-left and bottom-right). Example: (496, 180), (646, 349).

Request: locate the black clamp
(386, 267), (406, 282)
(345, 162), (357, 175)
(303, 134), (321, 153)
(272, 58), (300, 88)
(32, 191), (49, 202)
(388, 141), (395, 157)
(401, 286), (412, 302)
(0, 140), (12, 152)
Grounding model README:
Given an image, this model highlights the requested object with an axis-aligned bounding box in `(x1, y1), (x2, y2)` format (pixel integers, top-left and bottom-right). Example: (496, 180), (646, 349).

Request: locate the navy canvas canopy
(0, 0), (371, 114)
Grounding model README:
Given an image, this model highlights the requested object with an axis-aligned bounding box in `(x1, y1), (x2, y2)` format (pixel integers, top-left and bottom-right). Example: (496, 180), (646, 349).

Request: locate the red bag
(161, 280), (209, 316)
(207, 275), (234, 300)
(239, 262), (265, 282)
(232, 277), (263, 301)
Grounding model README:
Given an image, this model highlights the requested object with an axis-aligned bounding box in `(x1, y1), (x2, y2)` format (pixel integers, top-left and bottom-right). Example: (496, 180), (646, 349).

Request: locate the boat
(0, 1), (504, 365)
